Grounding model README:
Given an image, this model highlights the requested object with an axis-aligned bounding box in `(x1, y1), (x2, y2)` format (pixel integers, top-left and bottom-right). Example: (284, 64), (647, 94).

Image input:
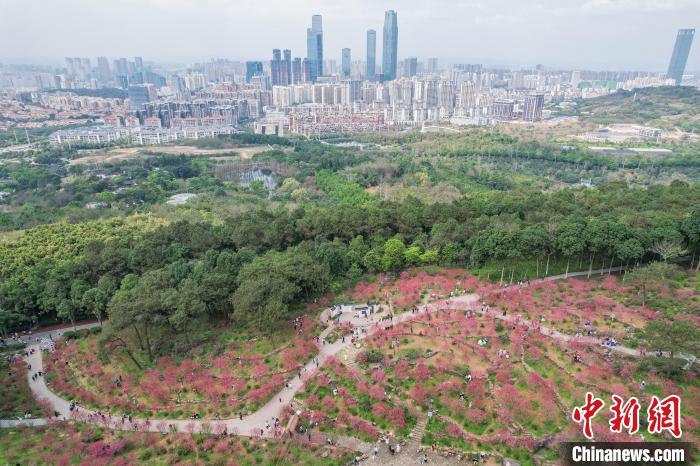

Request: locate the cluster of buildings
(47, 124), (237, 146)
(255, 72), (548, 134)
(255, 106), (387, 137)
(0, 14), (695, 142)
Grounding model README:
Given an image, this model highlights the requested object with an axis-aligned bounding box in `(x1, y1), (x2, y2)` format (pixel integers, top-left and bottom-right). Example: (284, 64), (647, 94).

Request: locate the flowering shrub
(44, 317), (320, 419)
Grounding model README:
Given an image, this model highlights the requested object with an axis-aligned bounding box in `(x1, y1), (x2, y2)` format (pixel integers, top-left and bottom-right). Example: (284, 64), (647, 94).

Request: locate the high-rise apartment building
(459, 81), (476, 110)
(271, 49), (283, 85)
(97, 56), (111, 81)
(271, 49), (291, 86)
(246, 61), (264, 83)
(128, 85), (151, 112)
(427, 57), (438, 74)
(114, 58), (128, 77)
(342, 80), (363, 104)
(302, 58), (313, 83)
(570, 70), (581, 88)
(306, 14), (323, 81)
(490, 100), (514, 121)
(292, 57), (302, 84)
(283, 49), (293, 85)
(522, 94), (544, 122)
(382, 10), (398, 81)
(667, 28), (695, 85)
(366, 29), (377, 81)
(342, 48), (351, 77)
(405, 57), (417, 77)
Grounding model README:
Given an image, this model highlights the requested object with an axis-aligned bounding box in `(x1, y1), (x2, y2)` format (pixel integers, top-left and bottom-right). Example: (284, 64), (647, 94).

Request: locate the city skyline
(0, 0), (698, 72)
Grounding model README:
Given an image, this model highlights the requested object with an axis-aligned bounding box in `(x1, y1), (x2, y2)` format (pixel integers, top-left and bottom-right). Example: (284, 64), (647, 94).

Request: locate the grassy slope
(575, 86), (700, 132)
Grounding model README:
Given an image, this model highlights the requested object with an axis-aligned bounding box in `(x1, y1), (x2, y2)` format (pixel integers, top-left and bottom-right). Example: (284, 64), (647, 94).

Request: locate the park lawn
(0, 423), (355, 465)
(44, 316), (322, 420)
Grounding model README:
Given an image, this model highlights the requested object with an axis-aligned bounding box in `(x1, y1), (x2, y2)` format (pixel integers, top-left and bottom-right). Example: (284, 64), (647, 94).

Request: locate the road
(7, 321), (101, 346)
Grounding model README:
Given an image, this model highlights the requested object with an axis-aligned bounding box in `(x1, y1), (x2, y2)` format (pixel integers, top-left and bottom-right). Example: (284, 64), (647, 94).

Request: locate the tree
(167, 279), (207, 339)
(382, 238), (406, 272)
(625, 262), (677, 307)
(649, 239), (688, 263)
(420, 248), (439, 265)
(542, 221), (559, 277)
(615, 238), (644, 269)
(315, 239), (349, 277)
(105, 271), (172, 362)
(231, 248), (328, 335)
(81, 288), (108, 326)
(583, 217), (624, 277)
(57, 300), (78, 330)
(0, 308), (27, 337)
(556, 217), (586, 277)
(404, 246), (422, 266)
(641, 320), (699, 376)
(347, 263), (363, 282)
(363, 249), (383, 273)
(347, 236), (369, 267)
(680, 207), (700, 270)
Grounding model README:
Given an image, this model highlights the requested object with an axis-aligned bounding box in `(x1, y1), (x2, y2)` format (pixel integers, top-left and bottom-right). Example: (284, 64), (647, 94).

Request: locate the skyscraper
(523, 94), (544, 122)
(128, 85), (151, 112)
(427, 57), (438, 74)
(667, 28), (695, 85)
(271, 49), (283, 85)
(114, 58), (128, 77)
(246, 61), (264, 83)
(292, 57), (302, 84)
(342, 48), (351, 77)
(306, 14), (323, 81)
(405, 57), (417, 77)
(283, 49), (292, 85)
(97, 56), (111, 81)
(366, 29), (377, 81)
(382, 10), (398, 82)
(302, 58), (313, 83)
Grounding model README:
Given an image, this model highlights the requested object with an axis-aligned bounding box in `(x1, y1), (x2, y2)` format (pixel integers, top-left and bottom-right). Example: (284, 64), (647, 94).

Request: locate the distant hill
(575, 86), (700, 133)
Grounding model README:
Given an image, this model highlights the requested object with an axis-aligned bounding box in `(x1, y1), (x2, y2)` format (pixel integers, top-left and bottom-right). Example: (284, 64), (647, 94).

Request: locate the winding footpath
(1, 266), (692, 444)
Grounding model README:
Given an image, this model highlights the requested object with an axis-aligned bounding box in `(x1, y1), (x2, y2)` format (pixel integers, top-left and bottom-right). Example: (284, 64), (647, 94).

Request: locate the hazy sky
(0, 0), (698, 71)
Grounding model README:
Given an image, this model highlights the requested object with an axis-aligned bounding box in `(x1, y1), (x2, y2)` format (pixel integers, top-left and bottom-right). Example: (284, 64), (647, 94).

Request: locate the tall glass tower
(366, 29), (376, 81)
(382, 10), (398, 81)
(667, 28), (695, 85)
(342, 48), (351, 77)
(306, 14), (323, 81)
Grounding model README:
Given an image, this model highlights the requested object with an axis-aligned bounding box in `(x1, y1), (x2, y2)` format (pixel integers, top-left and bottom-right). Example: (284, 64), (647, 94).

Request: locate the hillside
(576, 86), (700, 133)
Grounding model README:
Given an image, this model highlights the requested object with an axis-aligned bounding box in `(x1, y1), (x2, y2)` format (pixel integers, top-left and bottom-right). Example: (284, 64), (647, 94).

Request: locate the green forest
(1, 130), (699, 357)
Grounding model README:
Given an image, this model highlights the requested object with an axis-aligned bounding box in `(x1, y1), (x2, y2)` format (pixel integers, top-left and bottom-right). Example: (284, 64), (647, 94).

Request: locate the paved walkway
(3, 321), (101, 348)
(0, 418), (48, 428)
(3, 265), (692, 451)
(17, 301), (469, 439)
